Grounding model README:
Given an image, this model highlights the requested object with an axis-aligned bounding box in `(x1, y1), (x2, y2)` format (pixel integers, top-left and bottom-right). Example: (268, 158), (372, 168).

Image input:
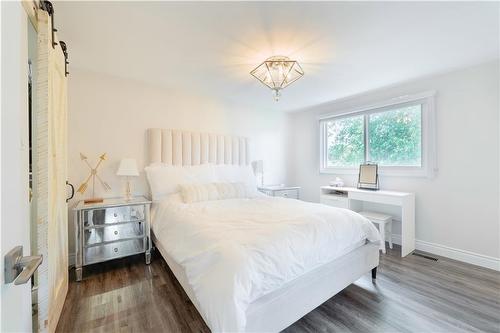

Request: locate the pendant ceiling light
(250, 56), (304, 101)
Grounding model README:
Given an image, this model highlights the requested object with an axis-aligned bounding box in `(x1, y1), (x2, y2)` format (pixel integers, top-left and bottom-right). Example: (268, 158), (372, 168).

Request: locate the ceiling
(54, 1), (499, 112)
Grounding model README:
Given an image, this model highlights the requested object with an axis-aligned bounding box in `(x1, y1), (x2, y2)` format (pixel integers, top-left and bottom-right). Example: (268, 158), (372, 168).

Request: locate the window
(325, 114), (365, 168)
(320, 92), (436, 177)
(368, 104), (422, 167)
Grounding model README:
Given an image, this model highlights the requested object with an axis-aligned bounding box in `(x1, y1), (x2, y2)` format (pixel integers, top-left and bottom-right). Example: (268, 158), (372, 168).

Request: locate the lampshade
(116, 158), (139, 177)
(250, 56), (304, 101)
(252, 160), (264, 174)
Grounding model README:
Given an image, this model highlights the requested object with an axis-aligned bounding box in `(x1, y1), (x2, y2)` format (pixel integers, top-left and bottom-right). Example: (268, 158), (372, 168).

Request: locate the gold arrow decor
(77, 153), (111, 204)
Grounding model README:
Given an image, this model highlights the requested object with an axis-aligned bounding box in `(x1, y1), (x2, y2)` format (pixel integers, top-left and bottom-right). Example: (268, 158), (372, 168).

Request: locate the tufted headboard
(148, 128), (250, 166)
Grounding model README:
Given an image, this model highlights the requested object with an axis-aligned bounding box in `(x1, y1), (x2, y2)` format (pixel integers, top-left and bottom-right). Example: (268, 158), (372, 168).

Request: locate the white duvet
(152, 194), (380, 332)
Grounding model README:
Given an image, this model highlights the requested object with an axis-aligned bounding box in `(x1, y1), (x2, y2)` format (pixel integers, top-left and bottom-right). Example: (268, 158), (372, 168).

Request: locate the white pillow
(215, 182), (249, 200)
(145, 164), (215, 201)
(180, 182), (219, 203)
(180, 182), (251, 203)
(213, 165), (258, 193)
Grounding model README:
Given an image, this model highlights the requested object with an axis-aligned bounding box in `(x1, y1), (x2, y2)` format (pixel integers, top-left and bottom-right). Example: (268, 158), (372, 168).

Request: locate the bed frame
(148, 128), (250, 166)
(147, 128), (380, 332)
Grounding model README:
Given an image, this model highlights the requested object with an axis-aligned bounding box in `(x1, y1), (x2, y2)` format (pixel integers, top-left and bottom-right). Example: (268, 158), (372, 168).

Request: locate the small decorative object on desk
(329, 177), (344, 187)
(116, 158), (139, 201)
(73, 196), (152, 281)
(77, 153), (111, 204)
(258, 185), (301, 199)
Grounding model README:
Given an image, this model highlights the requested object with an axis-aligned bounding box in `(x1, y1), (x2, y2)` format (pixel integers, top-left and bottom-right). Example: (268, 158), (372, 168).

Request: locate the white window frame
(319, 91), (437, 178)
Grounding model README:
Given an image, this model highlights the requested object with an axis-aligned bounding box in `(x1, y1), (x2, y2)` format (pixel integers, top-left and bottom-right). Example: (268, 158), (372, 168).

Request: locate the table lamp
(116, 158), (139, 201)
(252, 160), (264, 187)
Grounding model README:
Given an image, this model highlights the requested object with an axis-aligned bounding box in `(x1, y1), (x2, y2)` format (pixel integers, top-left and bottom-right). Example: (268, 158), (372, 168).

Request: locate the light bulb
(273, 89), (281, 101)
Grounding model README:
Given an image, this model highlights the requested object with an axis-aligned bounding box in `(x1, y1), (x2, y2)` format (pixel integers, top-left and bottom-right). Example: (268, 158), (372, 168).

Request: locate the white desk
(320, 186), (415, 257)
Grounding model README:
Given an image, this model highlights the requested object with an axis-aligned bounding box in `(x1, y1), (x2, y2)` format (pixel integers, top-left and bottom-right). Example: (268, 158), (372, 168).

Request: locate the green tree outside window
(326, 115), (364, 167)
(325, 104), (422, 167)
(368, 105), (421, 166)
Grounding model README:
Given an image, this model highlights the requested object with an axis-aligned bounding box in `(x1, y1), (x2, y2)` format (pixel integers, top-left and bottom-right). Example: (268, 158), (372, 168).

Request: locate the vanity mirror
(358, 163), (379, 190)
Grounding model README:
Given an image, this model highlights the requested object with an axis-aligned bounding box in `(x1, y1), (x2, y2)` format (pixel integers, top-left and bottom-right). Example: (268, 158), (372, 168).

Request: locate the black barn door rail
(39, 0), (70, 77)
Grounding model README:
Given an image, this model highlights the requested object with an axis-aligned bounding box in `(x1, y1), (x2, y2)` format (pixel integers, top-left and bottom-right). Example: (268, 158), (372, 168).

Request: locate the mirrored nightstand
(73, 196), (152, 281)
(258, 185), (300, 199)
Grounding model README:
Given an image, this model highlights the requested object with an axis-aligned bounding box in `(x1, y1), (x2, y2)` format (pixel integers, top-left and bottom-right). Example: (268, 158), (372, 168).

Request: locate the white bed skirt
(152, 232), (380, 332)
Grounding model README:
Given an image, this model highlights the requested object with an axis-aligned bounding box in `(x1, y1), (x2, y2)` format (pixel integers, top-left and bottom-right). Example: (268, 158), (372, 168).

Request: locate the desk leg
(401, 197), (415, 257)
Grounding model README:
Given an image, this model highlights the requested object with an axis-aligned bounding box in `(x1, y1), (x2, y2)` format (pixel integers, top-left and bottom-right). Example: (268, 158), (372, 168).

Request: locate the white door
(1, 1), (33, 332)
(30, 7), (69, 331)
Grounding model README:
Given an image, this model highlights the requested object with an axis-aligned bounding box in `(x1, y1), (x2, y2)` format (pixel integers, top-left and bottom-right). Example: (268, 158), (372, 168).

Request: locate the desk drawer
(84, 222), (144, 246)
(320, 196), (349, 209)
(84, 238), (146, 265)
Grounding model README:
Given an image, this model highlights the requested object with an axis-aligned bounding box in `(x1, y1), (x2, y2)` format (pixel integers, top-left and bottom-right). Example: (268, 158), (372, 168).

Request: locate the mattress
(152, 231), (365, 309)
(151, 194), (380, 331)
(153, 232), (379, 332)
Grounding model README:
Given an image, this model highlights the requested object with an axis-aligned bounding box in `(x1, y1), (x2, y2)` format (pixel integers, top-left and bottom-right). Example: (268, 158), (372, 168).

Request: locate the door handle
(66, 181), (75, 203)
(4, 246), (43, 285)
(15, 255), (43, 285)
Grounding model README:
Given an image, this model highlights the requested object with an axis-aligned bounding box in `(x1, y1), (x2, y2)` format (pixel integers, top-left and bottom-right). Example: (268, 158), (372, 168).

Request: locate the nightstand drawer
(84, 222), (145, 246)
(84, 238), (146, 265)
(275, 189), (299, 199)
(83, 205), (145, 227)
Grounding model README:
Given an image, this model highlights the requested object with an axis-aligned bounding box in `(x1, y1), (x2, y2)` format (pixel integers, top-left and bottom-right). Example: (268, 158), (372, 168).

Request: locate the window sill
(320, 167), (434, 178)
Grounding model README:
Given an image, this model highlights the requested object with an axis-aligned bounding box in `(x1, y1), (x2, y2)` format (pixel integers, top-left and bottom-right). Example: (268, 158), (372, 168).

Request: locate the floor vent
(412, 252), (438, 261)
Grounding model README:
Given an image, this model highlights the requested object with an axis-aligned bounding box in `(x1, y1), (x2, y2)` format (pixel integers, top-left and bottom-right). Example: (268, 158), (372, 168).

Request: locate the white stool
(359, 211), (393, 254)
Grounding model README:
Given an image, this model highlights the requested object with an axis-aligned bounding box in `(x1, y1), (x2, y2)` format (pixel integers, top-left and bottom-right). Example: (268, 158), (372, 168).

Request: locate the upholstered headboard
(148, 128), (250, 166)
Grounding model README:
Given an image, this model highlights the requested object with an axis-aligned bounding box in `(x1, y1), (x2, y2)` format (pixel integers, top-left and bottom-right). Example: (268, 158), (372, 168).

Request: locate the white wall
(67, 68), (289, 255)
(286, 61), (500, 264)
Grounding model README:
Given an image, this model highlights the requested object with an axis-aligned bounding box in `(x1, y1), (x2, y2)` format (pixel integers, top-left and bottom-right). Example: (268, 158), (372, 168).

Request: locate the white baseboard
(389, 235), (500, 271)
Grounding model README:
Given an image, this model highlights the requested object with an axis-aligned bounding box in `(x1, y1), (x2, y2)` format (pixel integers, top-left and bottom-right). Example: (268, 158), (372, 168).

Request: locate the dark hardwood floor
(56, 245), (500, 333)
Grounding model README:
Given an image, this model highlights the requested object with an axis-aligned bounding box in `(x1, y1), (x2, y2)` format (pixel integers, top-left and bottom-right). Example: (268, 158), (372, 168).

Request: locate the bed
(146, 128), (381, 332)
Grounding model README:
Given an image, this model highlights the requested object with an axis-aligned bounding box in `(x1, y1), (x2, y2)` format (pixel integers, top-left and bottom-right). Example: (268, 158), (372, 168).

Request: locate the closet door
(35, 9), (68, 332)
